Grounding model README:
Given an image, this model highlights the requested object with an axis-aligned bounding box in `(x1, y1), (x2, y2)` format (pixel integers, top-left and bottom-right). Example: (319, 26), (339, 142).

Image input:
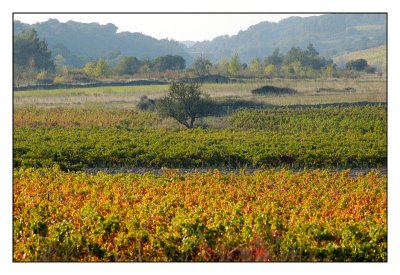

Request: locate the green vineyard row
(14, 106), (387, 171)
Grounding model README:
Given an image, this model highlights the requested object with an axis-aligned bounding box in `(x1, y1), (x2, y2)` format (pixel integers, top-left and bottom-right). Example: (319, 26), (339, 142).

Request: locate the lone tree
(193, 55), (212, 76)
(228, 53), (242, 76)
(345, 59), (368, 71)
(114, 56), (141, 75)
(157, 82), (211, 128)
(345, 58), (375, 73)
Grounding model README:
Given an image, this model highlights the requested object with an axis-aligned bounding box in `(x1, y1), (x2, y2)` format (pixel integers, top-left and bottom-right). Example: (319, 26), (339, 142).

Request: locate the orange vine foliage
(13, 167), (386, 262)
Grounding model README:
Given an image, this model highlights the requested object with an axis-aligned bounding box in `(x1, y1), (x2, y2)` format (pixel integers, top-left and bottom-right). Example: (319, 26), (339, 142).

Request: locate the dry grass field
(14, 76), (386, 109)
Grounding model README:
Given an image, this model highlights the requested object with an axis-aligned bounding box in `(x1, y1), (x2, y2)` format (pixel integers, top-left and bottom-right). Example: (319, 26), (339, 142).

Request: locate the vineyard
(13, 80), (387, 262)
(14, 167), (386, 262)
(14, 105), (387, 171)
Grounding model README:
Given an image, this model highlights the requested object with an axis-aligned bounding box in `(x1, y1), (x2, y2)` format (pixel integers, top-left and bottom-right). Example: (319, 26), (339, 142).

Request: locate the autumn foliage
(14, 167), (386, 262)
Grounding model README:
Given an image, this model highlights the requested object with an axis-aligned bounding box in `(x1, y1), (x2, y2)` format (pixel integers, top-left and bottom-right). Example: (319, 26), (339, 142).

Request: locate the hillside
(332, 44), (387, 72)
(14, 14), (386, 68)
(14, 19), (193, 67)
(188, 14), (387, 63)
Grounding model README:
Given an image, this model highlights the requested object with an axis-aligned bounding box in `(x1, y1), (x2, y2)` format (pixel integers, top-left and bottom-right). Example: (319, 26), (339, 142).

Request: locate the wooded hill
(14, 19), (193, 68)
(14, 13), (386, 67)
(188, 14), (386, 63)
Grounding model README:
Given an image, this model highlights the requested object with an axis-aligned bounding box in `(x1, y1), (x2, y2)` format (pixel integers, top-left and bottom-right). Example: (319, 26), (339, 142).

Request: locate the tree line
(14, 29), (377, 86)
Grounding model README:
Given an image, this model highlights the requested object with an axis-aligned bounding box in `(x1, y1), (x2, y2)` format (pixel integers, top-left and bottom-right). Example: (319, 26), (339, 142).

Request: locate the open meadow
(14, 76), (386, 108)
(13, 77), (387, 262)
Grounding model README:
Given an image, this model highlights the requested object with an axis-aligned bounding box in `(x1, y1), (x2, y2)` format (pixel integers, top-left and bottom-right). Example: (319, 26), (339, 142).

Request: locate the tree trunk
(189, 117), (196, 128)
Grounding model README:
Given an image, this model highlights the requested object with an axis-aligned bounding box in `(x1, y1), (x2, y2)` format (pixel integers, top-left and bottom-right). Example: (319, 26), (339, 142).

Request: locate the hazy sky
(14, 13), (319, 41)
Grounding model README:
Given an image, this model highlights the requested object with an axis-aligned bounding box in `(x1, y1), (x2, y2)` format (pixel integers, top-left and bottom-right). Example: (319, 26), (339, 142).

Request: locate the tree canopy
(157, 82), (211, 128)
(114, 56), (141, 75)
(193, 56), (212, 76)
(228, 53), (242, 76)
(151, 55), (186, 72)
(283, 44), (332, 70)
(265, 48), (283, 66)
(345, 59), (368, 71)
(83, 59), (111, 77)
(13, 29), (54, 71)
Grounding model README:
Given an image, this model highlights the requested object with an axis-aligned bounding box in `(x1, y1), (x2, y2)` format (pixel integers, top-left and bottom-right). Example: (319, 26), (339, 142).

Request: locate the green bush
(137, 96), (156, 111)
(251, 85), (297, 96)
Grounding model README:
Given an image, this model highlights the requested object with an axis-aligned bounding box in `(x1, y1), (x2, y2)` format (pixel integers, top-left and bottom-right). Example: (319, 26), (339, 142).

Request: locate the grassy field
(13, 77), (387, 262)
(353, 24), (385, 31)
(14, 76), (386, 108)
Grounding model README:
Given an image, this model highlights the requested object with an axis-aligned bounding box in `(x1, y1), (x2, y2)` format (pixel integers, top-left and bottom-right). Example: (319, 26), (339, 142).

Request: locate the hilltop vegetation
(14, 14), (386, 67)
(13, 29), (382, 87)
(13, 14), (387, 87)
(14, 19), (192, 67)
(188, 14), (386, 63)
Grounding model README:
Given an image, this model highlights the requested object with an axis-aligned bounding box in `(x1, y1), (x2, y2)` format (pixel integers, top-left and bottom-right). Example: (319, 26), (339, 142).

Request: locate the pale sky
(14, 13), (319, 42)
